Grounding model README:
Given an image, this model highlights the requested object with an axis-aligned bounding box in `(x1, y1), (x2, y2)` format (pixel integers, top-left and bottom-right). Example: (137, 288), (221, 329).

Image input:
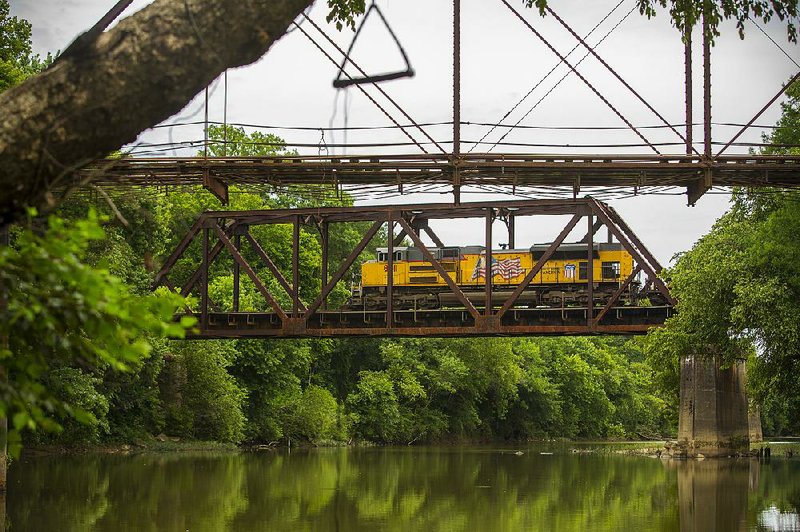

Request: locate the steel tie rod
(499, 0), (661, 155)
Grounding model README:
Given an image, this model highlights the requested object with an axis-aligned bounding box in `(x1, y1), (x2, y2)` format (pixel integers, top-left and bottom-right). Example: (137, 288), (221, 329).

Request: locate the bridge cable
(487, 3), (638, 153)
(301, 13), (448, 155)
(292, 20), (431, 154)
(468, 0), (626, 153)
(332, 0), (416, 88)
(499, 0), (660, 154)
(750, 17), (800, 69)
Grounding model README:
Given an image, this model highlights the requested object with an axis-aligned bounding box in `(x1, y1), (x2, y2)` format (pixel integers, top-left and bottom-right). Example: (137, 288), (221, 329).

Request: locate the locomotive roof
(530, 242), (625, 252)
(375, 243), (625, 253)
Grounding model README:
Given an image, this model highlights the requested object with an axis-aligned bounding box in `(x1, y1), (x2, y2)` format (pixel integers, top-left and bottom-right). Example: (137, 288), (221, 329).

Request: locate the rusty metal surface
(188, 306), (671, 339)
(153, 198), (676, 339)
(82, 153), (800, 192)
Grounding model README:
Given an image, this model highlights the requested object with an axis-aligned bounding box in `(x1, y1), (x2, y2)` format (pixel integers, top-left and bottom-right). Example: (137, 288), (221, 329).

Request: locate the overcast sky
(10, 0), (800, 264)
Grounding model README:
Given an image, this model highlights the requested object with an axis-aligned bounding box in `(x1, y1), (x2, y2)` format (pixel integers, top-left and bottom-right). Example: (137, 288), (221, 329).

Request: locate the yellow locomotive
(347, 242), (648, 310)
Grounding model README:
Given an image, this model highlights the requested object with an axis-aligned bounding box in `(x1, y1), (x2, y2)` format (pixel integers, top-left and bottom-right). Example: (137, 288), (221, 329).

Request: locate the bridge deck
(190, 306), (672, 339)
(85, 153), (800, 190)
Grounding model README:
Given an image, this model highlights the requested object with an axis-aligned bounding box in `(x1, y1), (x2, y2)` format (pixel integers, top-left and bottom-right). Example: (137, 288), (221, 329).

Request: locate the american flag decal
(472, 256), (525, 280)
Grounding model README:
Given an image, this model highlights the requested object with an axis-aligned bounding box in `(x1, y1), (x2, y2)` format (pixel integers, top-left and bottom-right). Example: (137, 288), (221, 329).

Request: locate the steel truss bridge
(153, 198), (674, 338)
(81, 0), (800, 207)
(77, 0), (800, 337)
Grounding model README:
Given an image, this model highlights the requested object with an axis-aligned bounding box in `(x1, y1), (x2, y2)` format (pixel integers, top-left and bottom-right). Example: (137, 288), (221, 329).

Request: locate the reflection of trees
(9, 453), (247, 532)
(8, 449), (800, 531)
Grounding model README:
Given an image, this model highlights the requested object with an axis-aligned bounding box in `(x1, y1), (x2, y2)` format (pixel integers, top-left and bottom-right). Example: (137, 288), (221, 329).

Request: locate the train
(345, 242), (663, 310)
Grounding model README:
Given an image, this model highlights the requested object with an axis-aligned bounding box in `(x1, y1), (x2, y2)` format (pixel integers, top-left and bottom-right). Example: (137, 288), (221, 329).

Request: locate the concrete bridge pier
(676, 354), (750, 457)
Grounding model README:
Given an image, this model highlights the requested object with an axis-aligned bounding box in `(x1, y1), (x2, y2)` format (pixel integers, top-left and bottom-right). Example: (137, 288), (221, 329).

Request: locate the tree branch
(0, 0), (313, 226)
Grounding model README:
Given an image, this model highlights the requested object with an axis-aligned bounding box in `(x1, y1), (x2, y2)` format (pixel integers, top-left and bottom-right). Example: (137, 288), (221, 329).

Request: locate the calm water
(5, 444), (800, 531)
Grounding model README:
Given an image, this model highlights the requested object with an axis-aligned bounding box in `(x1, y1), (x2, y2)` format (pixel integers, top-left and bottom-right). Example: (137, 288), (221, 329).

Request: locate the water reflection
(6, 447), (800, 531)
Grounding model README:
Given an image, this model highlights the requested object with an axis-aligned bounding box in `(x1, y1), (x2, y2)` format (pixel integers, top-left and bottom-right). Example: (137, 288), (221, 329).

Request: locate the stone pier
(676, 354), (750, 457)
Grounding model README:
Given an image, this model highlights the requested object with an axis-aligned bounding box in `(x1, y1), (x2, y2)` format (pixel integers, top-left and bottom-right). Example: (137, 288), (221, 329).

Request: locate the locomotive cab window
(578, 262), (588, 280)
(378, 252), (388, 261)
(394, 251), (404, 261)
(602, 261), (621, 279)
(441, 247), (460, 259)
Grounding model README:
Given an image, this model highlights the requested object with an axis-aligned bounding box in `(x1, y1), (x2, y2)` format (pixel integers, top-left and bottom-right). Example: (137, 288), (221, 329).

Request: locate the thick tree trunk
(0, 0), (312, 225)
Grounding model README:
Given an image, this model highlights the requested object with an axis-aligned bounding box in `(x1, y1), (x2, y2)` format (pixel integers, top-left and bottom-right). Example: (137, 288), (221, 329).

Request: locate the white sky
(10, 0), (800, 264)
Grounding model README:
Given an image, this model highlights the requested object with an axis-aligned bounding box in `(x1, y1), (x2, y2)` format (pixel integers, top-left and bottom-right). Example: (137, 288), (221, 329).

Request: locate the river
(5, 443), (800, 531)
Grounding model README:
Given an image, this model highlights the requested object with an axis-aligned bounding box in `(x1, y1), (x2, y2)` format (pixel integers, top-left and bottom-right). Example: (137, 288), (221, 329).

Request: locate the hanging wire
(750, 17), (800, 69)
(468, 0), (628, 153)
(487, 3), (638, 153)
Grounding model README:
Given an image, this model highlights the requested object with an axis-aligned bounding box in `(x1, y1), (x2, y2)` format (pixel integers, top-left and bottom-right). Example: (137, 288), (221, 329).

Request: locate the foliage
(326, 0), (366, 30)
(0, 0), (52, 91)
(644, 77), (800, 436)
(176, 341), (247, 443)
(0, 211), (193, 454)
(529, 0), (800, 42)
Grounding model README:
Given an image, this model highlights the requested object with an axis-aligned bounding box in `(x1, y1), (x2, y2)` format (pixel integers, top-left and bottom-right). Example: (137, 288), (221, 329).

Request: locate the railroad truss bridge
(153, 198), (674, 338)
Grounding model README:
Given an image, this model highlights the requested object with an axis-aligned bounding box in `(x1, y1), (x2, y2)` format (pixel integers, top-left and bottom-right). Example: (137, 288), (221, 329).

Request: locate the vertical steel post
(233, 232), (241, 312)
(204, 86), (209, 159)
(201, 225), (210, 328)
(507, 215), (516, 249)
(292, 216), (300, 318)
(702, 4), (711, 159)
(684, 18), (693, 155)
(387, 213), (394, 328)
(321, 221), (329, 310)
(223, 70), (228, 157)
(452, 0), (461, 204)
(587, 214), (594, 324)
(485, 209), (493, 315)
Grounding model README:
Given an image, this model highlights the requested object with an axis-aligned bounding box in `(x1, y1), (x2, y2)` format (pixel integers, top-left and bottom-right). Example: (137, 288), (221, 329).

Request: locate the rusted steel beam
(179, 222), (236, 298)
(213, 225), (288, 320)
(423, 226), (446, 249)
(201, 227), (209, 329)
(499, 0), (660, 154)
(496, 213), (583, 319)
(397, 217), (481, 319)
(485, 209), (493, 315)
(579, 218), (603, 244)
(587, 214), (594, 324)
(245, 233), (305, 311)
(453, 0), (462, 203)
(202, 170), (229, 205)
(392, 229), (407, 247)
(594, 264), (642, 324)
(589, 201), (674, 304)
(305, 220), (383, 321)
(152, 215), (205, 289)
(703, 11), (712, 159)
(598, 201), (666, 273)
(717, 69), (800, 157)
(320, 221), (329, 310)
(387, 212), (395, 328)
(547, 6), (695, 154)
(685, 19), (693, 155)
(233, 233), (241, 312)
(83, 154), (800, 192)
(191, 321), (659, 339)
(292, 216), (300, 318)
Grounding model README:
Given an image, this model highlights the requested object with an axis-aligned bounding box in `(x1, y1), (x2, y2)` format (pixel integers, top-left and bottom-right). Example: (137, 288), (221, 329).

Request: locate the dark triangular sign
(333, 2), (415, 88)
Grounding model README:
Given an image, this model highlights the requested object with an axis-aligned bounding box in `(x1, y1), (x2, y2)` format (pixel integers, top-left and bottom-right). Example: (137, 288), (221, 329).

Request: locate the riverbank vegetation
(3, 1), (800, 452)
